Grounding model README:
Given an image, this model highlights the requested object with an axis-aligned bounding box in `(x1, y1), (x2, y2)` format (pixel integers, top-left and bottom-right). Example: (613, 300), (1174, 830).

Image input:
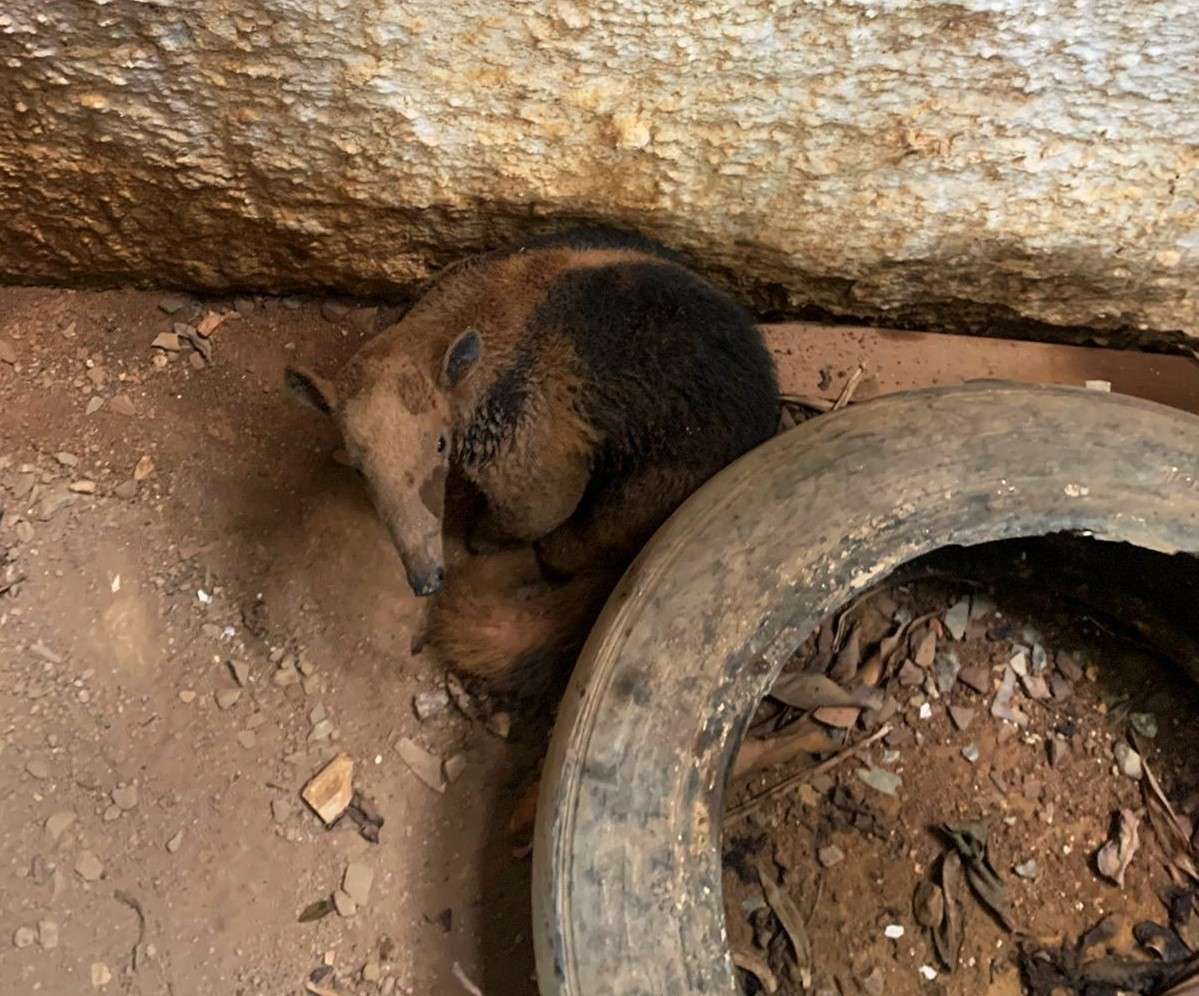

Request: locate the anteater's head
(285, 327), (481, 598)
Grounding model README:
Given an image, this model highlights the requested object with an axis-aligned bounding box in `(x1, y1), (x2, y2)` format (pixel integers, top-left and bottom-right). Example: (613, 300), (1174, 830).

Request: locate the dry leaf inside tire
(769, 673), (856, 711)
(914, 879), (945, 929)
(732, 722), (841, 778)
(942, 822), (1018, 933)
(1096, 808), (1142, 888)
(757, 865), (812, 972)
(934, 851), (966, 971)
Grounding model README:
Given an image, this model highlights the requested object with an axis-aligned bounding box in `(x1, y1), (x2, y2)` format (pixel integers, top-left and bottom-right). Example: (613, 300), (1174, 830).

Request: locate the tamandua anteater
(286, 226), (779, 690)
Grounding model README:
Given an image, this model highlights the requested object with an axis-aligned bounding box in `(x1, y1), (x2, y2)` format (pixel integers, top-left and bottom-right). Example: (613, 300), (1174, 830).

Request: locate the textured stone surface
(1, 1), (1197, 338)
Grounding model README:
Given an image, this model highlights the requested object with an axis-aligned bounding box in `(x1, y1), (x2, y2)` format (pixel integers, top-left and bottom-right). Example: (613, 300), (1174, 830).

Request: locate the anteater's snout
(408, 565), (444, 597)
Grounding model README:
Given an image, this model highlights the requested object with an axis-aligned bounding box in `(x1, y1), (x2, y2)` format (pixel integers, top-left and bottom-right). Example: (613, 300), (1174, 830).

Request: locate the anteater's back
(522, 227), (779, 487)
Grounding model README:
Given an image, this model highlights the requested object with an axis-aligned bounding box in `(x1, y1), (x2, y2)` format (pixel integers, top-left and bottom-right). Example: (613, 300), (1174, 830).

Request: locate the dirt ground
(4, 286), (1199, 996)
(0, 287), (546, 995)
(723, 542), (1199, 995)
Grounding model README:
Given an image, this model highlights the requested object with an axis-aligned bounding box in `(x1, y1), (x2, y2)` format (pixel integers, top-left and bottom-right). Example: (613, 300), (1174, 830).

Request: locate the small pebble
(944, 599), (970, 640)
(45, 811), (75, 842)
(273, 665), (300, 687)
(114, 479), (139, 500)
(958, 666), (991, 694)
(109, 394), (136, 417)
(215, 688), (241, 710)
(818, 845), (845, 869)
(54, 451), (79, 467)
(179, 690), (196, 704)
(861, 968), (885, 996)
(309, 718), (334, 741)
(85, 396), (104, 415)
(961, 744), (981, 764)
(1014, 859), (1039, 880)
(166, 830), (184, 853)
(26, 758), (50, 780)
(75, 850), (104, 882)
(857, 767), (902, 797)
(919, 965), (939, 981)
(932, 651), (960, 694)
(37, 920), (59, 950)
(949, 705), (976, 731)
(1130, 712), (1159, 739)
(158, 294), (190, 314)
(884, 923), (905, 940)
(91, 962), (112, 988)
(112, 784), (138, 810)
(413, 688), (451, 721)
(321, 300), (351, 322)
(228, 659), (250, 687)
(13, 926), (35, 949)
(343, 861), (374, 907)
(271, 798), (291, 823)
(333, 889), (357, 918)
(236, 730), (256, 749)
(1114, 742), (1143, 781)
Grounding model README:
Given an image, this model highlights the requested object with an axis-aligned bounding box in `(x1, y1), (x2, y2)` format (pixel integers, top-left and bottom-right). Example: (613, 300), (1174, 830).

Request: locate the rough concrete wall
(1, 0), (1197, 340)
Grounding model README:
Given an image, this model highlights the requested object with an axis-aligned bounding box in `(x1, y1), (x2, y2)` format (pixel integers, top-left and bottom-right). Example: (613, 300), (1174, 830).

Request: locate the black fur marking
(533, 259), (779, 495)
(457, 345), (534, 467)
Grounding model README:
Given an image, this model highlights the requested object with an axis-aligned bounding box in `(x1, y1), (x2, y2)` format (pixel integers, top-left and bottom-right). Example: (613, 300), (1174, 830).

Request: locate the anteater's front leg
(535, 466), (698, 577)
(470, 451), (591, 552)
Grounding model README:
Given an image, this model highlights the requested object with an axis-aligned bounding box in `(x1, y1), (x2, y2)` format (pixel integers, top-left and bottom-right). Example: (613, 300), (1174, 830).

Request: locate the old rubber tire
(532, 382), (1199, 996)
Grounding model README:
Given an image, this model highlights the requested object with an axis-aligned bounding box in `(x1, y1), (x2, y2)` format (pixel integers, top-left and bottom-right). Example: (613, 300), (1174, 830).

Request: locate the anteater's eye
(436, 435), (447, 454)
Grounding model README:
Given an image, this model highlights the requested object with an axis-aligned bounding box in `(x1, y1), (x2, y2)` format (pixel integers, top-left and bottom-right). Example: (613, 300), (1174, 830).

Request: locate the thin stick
(724, 723), (892, 825)
(832, 365), (865, 411)
(780, 393), (835, 412)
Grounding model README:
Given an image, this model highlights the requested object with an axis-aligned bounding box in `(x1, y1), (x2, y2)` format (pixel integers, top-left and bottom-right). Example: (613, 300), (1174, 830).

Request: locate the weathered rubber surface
(532, 382), (1199, 996)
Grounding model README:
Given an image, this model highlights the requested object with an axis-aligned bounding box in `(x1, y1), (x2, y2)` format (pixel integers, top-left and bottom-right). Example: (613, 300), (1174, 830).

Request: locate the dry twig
(725, 724), (892, 824)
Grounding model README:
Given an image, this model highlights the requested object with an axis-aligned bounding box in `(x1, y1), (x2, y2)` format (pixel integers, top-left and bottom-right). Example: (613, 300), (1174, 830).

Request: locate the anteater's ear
(440, 328), (482, 389)
(284, 366), (338, 415)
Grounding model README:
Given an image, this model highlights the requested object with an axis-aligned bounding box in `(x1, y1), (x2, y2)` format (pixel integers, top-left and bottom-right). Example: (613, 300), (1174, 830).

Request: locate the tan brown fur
(424, 549), (618, 694)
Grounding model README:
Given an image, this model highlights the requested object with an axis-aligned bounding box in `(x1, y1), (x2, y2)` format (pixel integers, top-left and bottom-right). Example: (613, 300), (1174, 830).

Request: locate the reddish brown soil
(5, 285), (1197, 996)
(0, 287), (542, 996)
(723, 564), (1199, 996)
